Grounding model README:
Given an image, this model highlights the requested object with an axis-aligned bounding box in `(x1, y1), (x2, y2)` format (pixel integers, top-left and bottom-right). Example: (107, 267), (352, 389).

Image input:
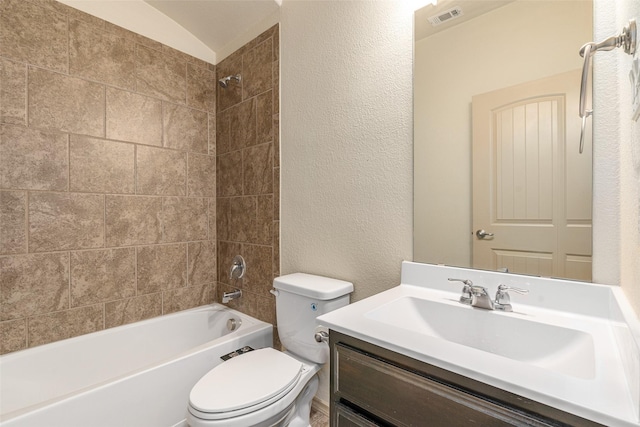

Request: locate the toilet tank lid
(273, 273), (353, 300)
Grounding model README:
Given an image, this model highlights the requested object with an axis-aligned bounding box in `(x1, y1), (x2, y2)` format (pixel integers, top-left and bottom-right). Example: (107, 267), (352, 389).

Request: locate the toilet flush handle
(314, 326), (329, 343)
(314, 331), (329, 343)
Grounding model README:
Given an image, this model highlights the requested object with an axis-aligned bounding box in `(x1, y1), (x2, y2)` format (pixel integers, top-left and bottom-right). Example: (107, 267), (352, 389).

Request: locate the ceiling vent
(428, 6), (464, 26)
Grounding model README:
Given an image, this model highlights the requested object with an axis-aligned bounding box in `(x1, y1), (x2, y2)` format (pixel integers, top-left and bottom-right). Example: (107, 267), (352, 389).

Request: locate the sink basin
(365, 296), (596, 379)
(318, 262), (640, 426)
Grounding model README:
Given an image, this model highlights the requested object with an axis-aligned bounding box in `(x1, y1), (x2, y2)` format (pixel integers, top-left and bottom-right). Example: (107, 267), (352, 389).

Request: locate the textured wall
(215, 25), (280, 332)
(0, 0), (217, 354)
(592, 0), (640, 313)
(280, 0), (413, 404)
(280, 1), (413, 302)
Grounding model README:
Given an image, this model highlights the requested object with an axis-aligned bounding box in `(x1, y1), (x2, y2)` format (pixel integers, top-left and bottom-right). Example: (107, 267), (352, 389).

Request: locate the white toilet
(187, 273), (353, 427)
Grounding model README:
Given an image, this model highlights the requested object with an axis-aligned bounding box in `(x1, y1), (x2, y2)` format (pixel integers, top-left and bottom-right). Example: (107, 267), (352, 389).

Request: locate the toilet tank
(273, 273), (353, 364)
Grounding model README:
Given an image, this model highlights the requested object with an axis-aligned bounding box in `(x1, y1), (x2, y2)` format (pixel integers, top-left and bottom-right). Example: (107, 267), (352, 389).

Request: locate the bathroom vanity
(317, 262), (640, 427)
(330, 331), (599, 426)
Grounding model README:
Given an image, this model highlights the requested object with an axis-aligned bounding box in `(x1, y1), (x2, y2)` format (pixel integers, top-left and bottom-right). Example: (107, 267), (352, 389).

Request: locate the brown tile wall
(0, 0), (218, 354)
(216, 25), (280, 337)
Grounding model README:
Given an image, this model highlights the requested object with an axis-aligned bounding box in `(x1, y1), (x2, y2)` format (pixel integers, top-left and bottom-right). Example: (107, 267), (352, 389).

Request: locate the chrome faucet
(494, 284), (529, 312)
(469, 284), (495, 310)
(222, 289), (242, 304)
(448, 278), (528, 311)
(223, 255), (245, 304)
(447, 278), (473, 305)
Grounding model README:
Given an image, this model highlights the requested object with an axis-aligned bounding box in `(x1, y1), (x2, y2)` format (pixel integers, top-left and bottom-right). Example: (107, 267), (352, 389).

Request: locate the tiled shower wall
(0, 0), (219, 354)
(215, 25), (280, 334)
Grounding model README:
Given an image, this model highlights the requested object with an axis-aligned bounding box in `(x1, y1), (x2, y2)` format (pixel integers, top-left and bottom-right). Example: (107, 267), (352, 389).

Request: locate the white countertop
(318, 262), (640, 427)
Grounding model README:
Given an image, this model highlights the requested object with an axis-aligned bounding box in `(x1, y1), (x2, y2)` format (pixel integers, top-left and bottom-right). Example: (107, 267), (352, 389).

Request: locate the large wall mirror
(414, 0), (594, 281)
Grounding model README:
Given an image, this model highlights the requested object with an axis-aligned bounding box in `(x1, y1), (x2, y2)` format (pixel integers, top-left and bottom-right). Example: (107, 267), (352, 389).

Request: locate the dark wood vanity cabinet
(329, 331), (603, 427)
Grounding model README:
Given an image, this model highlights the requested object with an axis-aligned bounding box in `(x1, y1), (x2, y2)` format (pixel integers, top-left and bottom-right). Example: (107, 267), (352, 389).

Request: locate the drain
(226, 318), (241, 331)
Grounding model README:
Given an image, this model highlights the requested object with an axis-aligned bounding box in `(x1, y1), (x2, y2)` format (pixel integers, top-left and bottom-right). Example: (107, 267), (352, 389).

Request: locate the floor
(310, 406), (329, 427)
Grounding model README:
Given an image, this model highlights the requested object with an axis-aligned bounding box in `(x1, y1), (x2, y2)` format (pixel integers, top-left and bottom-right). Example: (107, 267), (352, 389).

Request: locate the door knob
(476, 229), (494, 239)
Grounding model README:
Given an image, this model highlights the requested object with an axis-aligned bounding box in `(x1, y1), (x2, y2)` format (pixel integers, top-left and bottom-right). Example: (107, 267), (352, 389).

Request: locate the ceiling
(153, 0), (511, 49)
(144, 0), (280, 54)
(415, 0), (514, 41)
(60, 0), (511, 61)
(58, 0), (280, 63)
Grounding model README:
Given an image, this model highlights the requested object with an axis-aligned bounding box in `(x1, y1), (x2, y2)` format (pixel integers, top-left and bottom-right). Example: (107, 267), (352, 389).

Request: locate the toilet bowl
(187, 348), (319, 427)
(187, 273), (353, 427)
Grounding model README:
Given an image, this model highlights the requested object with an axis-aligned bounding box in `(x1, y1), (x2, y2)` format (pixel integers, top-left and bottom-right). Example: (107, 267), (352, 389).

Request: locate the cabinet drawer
(334, 344), (552, 427)
(334, 404), (381, 427)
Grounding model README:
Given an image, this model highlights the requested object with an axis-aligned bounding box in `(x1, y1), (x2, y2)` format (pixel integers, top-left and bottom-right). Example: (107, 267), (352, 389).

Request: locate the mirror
(414, 0), (593, 281)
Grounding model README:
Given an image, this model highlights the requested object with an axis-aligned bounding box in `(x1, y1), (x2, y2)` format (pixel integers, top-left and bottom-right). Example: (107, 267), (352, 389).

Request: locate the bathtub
(0, 304), (273, 427)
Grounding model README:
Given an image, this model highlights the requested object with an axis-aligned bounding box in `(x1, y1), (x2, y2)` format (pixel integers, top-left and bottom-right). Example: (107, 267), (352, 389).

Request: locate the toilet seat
(189, 348), (303, 421)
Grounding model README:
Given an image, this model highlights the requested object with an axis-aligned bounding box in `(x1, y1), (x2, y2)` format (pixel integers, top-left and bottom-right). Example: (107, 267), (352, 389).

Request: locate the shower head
(218, 74), (241, 88)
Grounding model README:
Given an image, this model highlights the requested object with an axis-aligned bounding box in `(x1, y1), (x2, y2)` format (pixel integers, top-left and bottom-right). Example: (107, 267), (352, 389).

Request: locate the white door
(472, 69), (592, 280)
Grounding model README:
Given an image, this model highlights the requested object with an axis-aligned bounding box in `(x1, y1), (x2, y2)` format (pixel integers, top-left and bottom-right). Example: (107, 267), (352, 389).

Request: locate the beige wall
(280, 1), (413, 303)
(414, 0), (592, 267)
(592, 0), (640, 313)
(280, 0), (413, 404)
(215, 25), (280, 332)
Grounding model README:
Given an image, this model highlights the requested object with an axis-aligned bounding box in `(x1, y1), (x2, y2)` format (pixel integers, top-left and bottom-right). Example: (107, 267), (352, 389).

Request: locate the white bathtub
(0, 304), (273, 427)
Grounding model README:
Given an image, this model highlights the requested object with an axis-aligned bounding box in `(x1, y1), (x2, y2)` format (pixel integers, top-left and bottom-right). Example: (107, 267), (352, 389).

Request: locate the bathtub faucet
(222, 289), (242, 304)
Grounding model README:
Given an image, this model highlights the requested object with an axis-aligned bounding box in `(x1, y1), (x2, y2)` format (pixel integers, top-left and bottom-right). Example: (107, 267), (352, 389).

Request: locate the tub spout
(222, 289), (242, 304)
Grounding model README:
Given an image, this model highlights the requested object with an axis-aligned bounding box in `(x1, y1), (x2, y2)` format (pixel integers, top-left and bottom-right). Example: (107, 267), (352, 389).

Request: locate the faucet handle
(447, 278), (473, 305)
(497, 284), (529, 295)
(495, 284), (529, 311)
(447, 278), (473, 287)
(229, 255), (246, 280)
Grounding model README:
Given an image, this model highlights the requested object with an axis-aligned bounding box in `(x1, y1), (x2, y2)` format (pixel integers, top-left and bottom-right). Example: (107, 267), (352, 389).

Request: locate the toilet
(187, 273), (353, 427)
